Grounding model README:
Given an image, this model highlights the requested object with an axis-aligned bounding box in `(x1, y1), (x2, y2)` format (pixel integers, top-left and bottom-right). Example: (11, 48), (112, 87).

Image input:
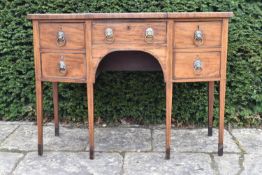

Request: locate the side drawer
(92, 21), (167, 44)
(173, 52), (221, 80)
(39, 23), (85, 49)
(174, 21), (222, 48)
(41, 53), (86, 81)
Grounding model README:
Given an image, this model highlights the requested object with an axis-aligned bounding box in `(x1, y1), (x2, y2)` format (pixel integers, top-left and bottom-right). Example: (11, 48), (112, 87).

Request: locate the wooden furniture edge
(27, 12), (234, 20)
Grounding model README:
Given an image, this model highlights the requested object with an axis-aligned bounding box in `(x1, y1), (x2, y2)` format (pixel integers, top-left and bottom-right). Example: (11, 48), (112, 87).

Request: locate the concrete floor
(0, 122), (261, 175)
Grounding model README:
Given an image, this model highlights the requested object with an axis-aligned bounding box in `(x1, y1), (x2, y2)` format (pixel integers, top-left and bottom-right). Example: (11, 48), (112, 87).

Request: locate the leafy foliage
(0, 0), (261, 126)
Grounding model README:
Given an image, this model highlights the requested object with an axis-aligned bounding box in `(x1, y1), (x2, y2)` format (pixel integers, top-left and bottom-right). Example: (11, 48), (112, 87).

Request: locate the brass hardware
(56, 31), (66, 47)
(145, 27), (154, 43)
(193, 58), (202, 74)
(58, 56), (67, 76)
(194, 25), (204, 46)
(105, 28), (114, 43)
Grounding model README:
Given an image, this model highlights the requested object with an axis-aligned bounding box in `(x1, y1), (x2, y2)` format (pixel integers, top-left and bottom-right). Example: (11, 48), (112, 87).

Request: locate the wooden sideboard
(27, 12), (233, 159)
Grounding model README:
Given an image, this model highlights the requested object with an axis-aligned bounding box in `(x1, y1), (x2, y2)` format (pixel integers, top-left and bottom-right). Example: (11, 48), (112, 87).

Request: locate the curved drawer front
(174, 21), (222, 49)
(92, 22), (167, 44)
(173, 52), (221, 80)
(41, 53), (86, 81)
(39, 23), (85, 49)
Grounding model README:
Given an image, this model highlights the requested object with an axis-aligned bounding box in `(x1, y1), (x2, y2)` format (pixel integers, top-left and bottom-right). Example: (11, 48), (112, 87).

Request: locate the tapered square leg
(165, 82), (173, 160)
(208, 81), (214, 136)
(87, 83), (94, 160)
(38, 144), (43, 156)
(55, 127), (59, 137)
(90, 145), (94, 160)
(36, 81), (43, 156)
(218, 143), (223, 156)
(208, 127), (212, 136)
(166, 147), (171, 160)
(218, 80), (226, 156)
(52, 82), (59, 136)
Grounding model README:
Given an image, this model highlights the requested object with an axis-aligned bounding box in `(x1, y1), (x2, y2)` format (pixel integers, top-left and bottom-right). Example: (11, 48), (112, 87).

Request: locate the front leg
(218, 80), (226, 156)
(52, 82), (59, 136)
(36, 81), (43, 155)
(165, 82), (173, 159)
(208, 81), (214, 136)
(87, 83), (94, 159)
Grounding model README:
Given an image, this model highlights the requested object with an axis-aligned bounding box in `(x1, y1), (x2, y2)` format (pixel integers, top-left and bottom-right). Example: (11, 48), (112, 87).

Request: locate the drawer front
(173, 52), (220, 79)
(92, 22), (167, 44)
(41, 53), (86, 80)
(39, 23), (85, 49)
(174, 21), (222, 48)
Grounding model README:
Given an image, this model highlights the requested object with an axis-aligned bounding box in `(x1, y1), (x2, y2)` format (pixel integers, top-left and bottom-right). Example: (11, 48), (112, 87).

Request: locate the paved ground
(0, 122), (261, 175)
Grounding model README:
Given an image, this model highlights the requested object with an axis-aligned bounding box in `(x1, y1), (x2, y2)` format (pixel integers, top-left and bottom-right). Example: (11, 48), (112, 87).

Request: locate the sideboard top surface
(27, 12), (233, 20)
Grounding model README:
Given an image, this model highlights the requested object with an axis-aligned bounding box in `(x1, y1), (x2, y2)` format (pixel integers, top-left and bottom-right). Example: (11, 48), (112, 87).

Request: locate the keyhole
(58, 25), (63, 31)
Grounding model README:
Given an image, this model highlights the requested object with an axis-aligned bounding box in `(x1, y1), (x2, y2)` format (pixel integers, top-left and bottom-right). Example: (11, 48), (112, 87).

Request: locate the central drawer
(92, 22), (167, 44)
(41, 53), (86, 81)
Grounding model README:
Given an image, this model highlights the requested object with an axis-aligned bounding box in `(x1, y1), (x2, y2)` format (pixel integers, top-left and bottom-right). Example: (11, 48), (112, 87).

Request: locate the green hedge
(0, 0), (261, 126)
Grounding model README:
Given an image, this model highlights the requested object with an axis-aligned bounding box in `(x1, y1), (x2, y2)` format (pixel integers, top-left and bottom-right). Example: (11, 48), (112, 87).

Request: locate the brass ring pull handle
(194, 25), (204, 46)
(58, 56), (67, 76)
(193, 58), (202, 74)
(57, 31), (66, 47)
(145, 27), (154, 43)
(105, 28), (114, 43)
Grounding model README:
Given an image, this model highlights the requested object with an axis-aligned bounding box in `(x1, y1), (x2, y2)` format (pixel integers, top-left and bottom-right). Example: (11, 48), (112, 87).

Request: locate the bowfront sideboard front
(27, 12), (233, 159)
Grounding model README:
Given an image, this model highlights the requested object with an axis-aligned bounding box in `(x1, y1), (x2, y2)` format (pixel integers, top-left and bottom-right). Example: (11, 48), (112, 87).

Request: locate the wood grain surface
(173, 52), (221, 79)
(29, 12), (232, 158)
(174, 21), (222, 48)
(41, 53), (86, 81)
(39, 22), (85, 49)
(27, 12), (233, 19)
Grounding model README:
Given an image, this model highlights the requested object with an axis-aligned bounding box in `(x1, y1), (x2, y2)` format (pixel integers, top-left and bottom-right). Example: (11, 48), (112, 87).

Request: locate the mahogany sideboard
(27, 12), (233, 159)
